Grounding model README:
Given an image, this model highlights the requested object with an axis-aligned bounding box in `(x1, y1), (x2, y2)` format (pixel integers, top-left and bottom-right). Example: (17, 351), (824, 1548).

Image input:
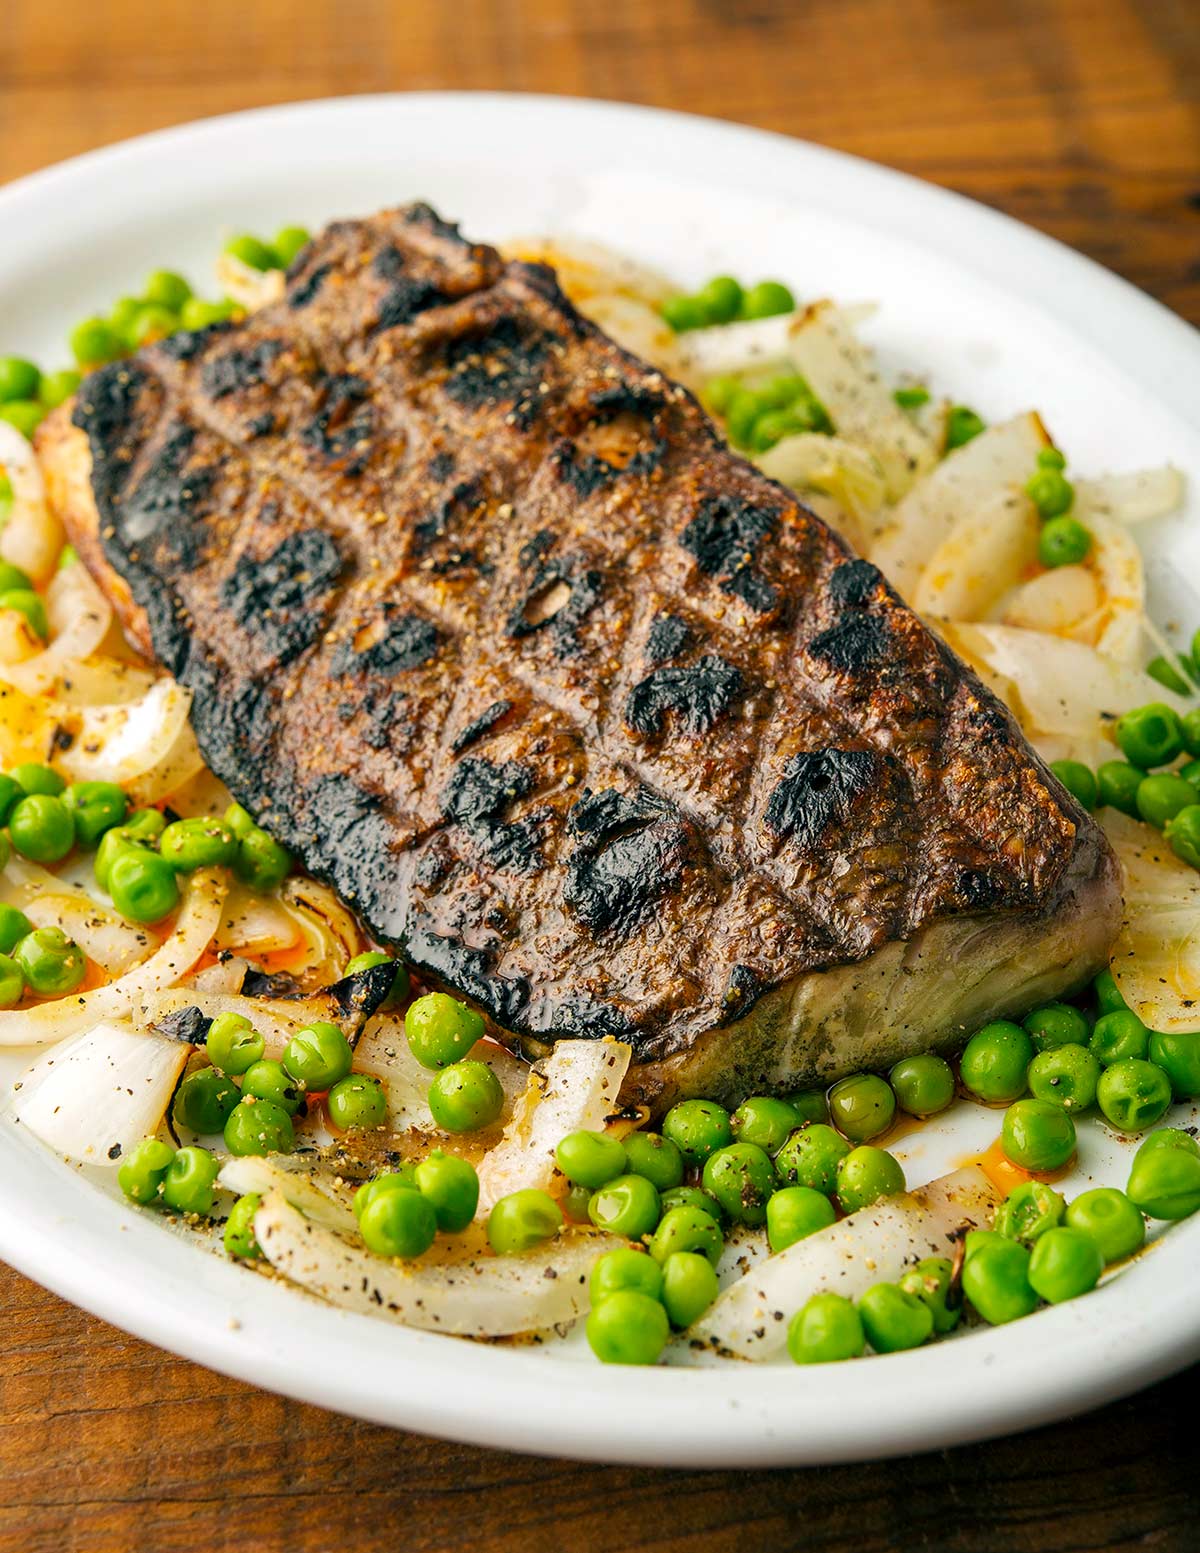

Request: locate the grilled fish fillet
(37, 203), (1121, 1106)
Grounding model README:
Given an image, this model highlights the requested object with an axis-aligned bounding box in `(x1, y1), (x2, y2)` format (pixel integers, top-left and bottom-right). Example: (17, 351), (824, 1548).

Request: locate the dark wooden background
(1, 1), (1198, 1549)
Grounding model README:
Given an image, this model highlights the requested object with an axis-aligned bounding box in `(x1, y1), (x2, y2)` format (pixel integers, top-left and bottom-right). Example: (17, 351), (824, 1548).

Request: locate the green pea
(9, 792), (74, 865)
(554, 1129), (627, 1190)
(107, 296), (141, 339)
(1028, 1226), (1103, 1304)
(404, 991), (484, 1069)
(1049, 760), (1097, 811)
(589, 1246), (663, 1305)
(1136, 773), (1196, 829)
(0, 902), (32, 954)
(0, 953), (22, 1007)
(1039, 516), (1091, 568)
(888, 1054), (955, 1117)
(621, 1131), (684, 1190)
(993, 1179), (1065, 1244)
(1115, 702), (1184, 769)
(109, 848), (181, 923)
(126, 807), (166, 841)
(828, 1073), (896, 1142)
(223, 1096), (295, 1157)
(724, 388), (765, 450)
(1027, 1044), (1100, 1112)
(241, 1057), (302, 1116)
(702, 375), (742, 416)
(1037, 447), (1067, 470)
(1127, 1144), (1200, 1220)
(700, 1143), (775, 1225)
(661, 1099), (732, 1165)
(282, 1020), (353, 1091)
(658, 1185), (723, 1223)
(1147, 1028), (1200, 1099)
(428, 1059), (504, 1133)
(696, 275), (744, 325)
(1164, 803), (1200, 869)
(944, 405), (985, 452)
(118, 1136), (176, 1205)
(1025, 466), (1075, 519)
(159, 816), (236, 870)
(0, 588), (47, 638)
(223, 1192), (263, 1259)
(1002, 1098), (1076, 1170)
(224, 802), (255, 838)
(161, 1144), (221, 1216)
(234, 826), (292, 890)
(180, 297), (238, 331)
(1146, 655), (1193, 696)
(94, 821), (152, 891)
(353, 1167), (418, 1221)
(964, 1228), (1009, 1261)
(273, 226), (312, 269)
(649, 1205), (723, 1267)
(1096, 760), (1147, 817)
(361, 1186), (437, 1258)
(11, 763), (64, 796)
(788, 1291), (865, 1364)
(0, 402), (45, 439)
(1065, 1187), (1145, 1264)
(414, 1151), (479, 1232)
(63, 780), (128, 847)
(586, 1289), (669, 1365)
(730, 1095), (803, 1154)
(740, 280), (795, 319)
(328, 1073), (387, 1131)
(962, 1237), (1037, 1325)
(775, 1123), (851, 1193)
(959, 1020), (1032, 1103)
(1135, 1128), (1200, 1160)
(204, 1010), (264, 1076)
(1096, 1058), (1172, 1133)
(0, 357), (40, 404)
(892, 384), (930, 410)
(1090, 1009), (1147, 1065)
(660, 295), (707, 333)
(13, 925), (85, 995)
(898, 1257), (960, 1334)
(837, 1145), (905, 1213)
(173, 1066), (239, 1134)
(69, 317), (121, 367)
(660, 1251), (719, 1329)
(588, 1174), (661, 1239)
(224, 234), (280, 271)
(766, 1185), (836, 1251)
(1183, 705), (1200, 758)
(38, 370), (82, 410)
(858, 1282), (933, 1353)
(784, 1090), (829, 1125)
(749, 406), (814, 452)
(488, 1188), (563, 1254)
(144, 270), (193, 311)
(129, 304), (179, 347)
(0, 581), (30, 619)
(343, 949), (409, 1006)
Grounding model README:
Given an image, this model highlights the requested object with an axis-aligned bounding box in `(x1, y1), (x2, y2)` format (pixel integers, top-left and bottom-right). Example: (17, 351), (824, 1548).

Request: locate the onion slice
(689, 1166), (999, 1361)
(218, 1154), (358, 1232)
(24, 892), (154, 976)
(57, 678), (200, 800)
(0, 563), (113, 697)
(252, 1187), (619, 1337)
(10, 1019), (189, 1165)
(0, 421), (64, 584)
(475, 1039), (632, 1216)
(0, 867), (226, 1047)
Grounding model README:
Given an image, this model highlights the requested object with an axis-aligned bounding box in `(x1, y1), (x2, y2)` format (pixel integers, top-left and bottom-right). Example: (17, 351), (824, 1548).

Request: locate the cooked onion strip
(0, 422), (64, 584)
(1074, 467), (1185, 527)
(218, 1155), (358, 1233)
(139, 972), (389, 1055)
(278, 875), (366, 983)
(1103, 810), (1200, 1034)
(0, 563), (113, 697)
(57, 678), (203, 803)
(24, 892), (153, 976)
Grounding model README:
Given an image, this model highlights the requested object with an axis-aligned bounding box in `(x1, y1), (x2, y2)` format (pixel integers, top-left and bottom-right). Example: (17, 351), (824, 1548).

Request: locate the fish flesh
(37, 203), (1121, 1105)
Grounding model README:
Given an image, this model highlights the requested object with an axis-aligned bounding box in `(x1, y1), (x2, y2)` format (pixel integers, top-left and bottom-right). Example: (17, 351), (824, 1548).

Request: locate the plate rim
(1, 89), (1198, 1467)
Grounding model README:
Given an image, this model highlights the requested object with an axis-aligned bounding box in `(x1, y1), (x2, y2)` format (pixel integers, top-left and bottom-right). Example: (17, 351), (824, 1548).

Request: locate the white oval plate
(0, 93), (1198, 1467)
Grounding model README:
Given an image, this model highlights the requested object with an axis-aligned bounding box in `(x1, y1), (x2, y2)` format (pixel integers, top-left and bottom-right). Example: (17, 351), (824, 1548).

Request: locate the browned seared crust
(39, 203), (1120, 1095)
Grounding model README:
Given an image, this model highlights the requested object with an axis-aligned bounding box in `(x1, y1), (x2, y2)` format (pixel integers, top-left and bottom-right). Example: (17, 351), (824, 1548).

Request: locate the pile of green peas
(353, 1151), (481, 1260)
(120, 1135), (267, 1261)
(402, 990), (511, 1134)
(703, 372), (832, 454)
(0, 356), (82, 441)
(1023, 447), (1091, 569)
(660, 273), (796, 334)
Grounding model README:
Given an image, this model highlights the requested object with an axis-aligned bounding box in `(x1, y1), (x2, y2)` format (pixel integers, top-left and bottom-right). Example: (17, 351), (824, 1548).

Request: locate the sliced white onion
(214, 885), (302, 955)
(689, 1167), (999, 1360)
(278, 874), (365, 982)
(24, 892), (154, 976)
(996, 564), (1101, 638)
(352, 1016), (528, 1132)
(1088, 514), (1146, 663)
(475, 1039), (632, 1216)
(671, 303), (877, 385)
(0, 421), (64, 584)
(755, 433), (888, 546)
(501, 236), (678, 307)
(218, 1154), (359, 1232)
(253, 1187), (619, 1337)
(10, 1018), (188, 1165)
(0, 564), (116, 698)
(1102, 810), (1200, 1034)
(0, 867), (226, 1047)
(914, 489), (1039, 622)
(57, 678), (197, 796)
(138, 978), (382, 1057)
(1074, 466), (1185, 527)
(215, 252), (285, 311)
(187, 955), (250, 995)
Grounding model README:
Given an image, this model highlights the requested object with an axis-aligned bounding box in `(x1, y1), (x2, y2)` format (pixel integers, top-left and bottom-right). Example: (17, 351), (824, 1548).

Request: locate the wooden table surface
(1, 2), (1198, 1549)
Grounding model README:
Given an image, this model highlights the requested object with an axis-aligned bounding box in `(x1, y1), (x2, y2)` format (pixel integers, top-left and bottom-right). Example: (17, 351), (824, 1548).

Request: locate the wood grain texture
(0, 1), (1198, 1549)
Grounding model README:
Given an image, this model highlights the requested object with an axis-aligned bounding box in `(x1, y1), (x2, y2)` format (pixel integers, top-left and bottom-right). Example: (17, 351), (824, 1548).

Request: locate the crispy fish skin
(38, 203), (1121, 1105)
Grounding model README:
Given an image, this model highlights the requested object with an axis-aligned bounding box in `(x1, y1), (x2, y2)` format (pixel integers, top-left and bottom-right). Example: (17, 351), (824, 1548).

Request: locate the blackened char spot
(958, 869), (1001, 908)
(405, 914), (531, 1027)
(440, 758), (543, 872)
(201, 339), (283, 400)
(153, 1005), (212, 1045)
(645, 614), (692, 665)
(220, 529), (343, 664)
(506, 562), (603, 659)
(443, 316), (548, 415)
(808, 613), (890, 672)
(451, 699), (513, 754)
(326, 961), (397, 1022)
(721, 964), (761, 1023)
(118, 425), (215, 573)
(680, 494), (780, 613)
(404, 203), (466, 243)
(765, 749), (881, 848)
(241, 970), (298, 998)
(547, 994), (636, 1038)
(625, 656), (742, 737)
(373, 276), (449, 334)
(552, 386), (668, 496)
(428, 450), (456, 482)
(332, 611), (441, 677)
(299, 774), (396, 922)
(157, 322), (233, 361)
(301, 374), (374, 474)
(828, 559), (883, 607)
(288, 263), (333, 309)
(413, 477), (481, 555)
(72, 360), (153, 513)
(564, 787), (691, 935)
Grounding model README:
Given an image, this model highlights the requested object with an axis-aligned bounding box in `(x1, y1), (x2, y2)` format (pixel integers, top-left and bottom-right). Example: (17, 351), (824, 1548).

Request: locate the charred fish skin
(44, 202), (1120, 1100)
